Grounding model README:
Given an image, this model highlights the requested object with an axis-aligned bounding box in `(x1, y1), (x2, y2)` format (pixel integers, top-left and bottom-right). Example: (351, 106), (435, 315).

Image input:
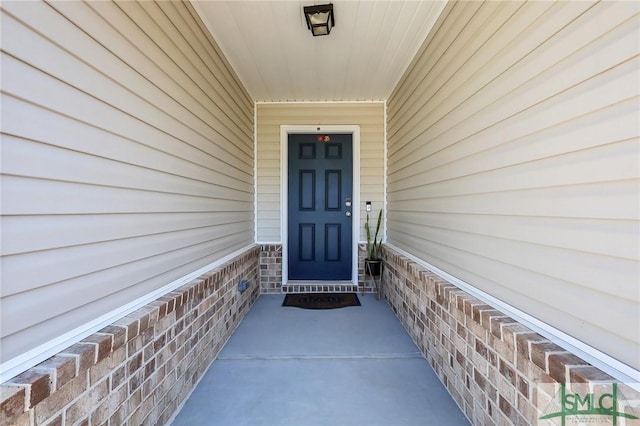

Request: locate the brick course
(259, 244), (283, 293)
(381, 245), (640, 425)
(260, 243), (376, 294)
(1, 246), (260, 426)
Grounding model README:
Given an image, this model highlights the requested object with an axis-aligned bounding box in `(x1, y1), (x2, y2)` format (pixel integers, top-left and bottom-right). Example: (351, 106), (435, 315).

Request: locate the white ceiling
(191, 1), (447, 102)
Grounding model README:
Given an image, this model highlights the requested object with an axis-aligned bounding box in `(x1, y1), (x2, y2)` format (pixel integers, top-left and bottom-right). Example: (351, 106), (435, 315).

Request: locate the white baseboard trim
(386, 244), (640, 391)
(0, 244), (257, 384)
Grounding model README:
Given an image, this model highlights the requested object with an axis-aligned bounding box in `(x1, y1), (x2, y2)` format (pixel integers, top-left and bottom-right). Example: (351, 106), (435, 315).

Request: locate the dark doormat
(282, 293), (361, 309)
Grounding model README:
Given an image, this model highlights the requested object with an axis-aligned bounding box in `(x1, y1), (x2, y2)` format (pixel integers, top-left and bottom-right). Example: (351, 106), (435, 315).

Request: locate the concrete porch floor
(171, 294), (470, 426)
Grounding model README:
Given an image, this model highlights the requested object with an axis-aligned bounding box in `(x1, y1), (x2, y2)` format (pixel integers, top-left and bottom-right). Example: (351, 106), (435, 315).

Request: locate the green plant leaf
(365, 210), (383, 260)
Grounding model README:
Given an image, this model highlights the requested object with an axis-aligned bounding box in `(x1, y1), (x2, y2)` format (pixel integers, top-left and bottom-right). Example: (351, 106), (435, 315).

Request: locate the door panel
(288, 133), (352, 280)
(299, 171), (315, 210)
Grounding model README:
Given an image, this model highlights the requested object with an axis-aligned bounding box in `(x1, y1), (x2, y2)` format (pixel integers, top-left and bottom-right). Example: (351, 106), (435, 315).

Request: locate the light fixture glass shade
(312, 24), (330, 36)
(303, 4), (334, 37)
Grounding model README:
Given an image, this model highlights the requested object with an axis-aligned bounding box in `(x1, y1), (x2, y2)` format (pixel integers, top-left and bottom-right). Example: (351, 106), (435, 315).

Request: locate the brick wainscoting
(0, 246), (260, 426)
(259, 243), (377, 294)
(381, 245), (639, 425)
(259, 244), (282, 294)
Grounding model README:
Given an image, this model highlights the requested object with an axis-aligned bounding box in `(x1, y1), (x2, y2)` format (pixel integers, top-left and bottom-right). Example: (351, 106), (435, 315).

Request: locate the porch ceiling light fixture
(303, 4), (334, 37)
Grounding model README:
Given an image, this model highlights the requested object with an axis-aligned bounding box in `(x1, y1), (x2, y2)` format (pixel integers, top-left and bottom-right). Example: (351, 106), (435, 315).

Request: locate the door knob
(345, 211), (351, 217)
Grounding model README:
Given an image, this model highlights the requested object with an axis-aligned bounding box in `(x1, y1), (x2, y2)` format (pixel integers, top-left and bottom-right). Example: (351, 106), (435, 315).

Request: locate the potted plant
(364, 209), (383, 276)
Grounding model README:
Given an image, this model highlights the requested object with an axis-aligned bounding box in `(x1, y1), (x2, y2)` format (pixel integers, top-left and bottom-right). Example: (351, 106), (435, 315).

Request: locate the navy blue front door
(288, 133), (353, 280)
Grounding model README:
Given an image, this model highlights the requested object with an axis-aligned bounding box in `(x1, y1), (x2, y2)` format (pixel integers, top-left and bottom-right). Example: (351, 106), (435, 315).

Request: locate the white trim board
(383, 101), (388, 242)
(0, 244), (257, 383)
(386, 243), (640, 392)
(253, 101), (258, 242)
(256, 101), (385, 105)
(280, 125), (361, 286)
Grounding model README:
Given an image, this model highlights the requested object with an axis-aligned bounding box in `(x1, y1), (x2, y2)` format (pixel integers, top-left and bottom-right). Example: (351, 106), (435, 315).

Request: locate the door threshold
(283, 280), (358, 294)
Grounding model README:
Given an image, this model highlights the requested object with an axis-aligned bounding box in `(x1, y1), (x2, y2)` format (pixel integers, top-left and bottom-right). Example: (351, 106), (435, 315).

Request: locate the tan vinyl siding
(387, 1), (640, 370)
(256, 103), (384, 243)
(0, 1), (254, 365)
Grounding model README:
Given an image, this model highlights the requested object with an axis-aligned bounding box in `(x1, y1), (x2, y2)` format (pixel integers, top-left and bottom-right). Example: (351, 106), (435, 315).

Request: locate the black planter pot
(365, 259), (382, 276)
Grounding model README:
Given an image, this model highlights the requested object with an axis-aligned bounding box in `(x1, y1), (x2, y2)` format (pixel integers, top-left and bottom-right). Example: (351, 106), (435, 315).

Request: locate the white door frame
(280, 125), (360, 285)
